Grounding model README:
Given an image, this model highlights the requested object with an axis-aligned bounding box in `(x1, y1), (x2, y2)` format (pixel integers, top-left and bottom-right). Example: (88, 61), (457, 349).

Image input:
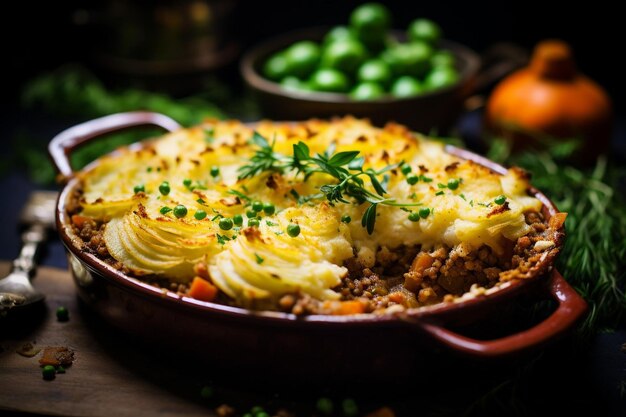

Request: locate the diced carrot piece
(332, 300), (366, 315)
(188, 277), (218, 302)
(71, 215), (91, 228)
(410, 252), (435, 274)
(388, 292), (406, 305)
(549, 212), (568, 229)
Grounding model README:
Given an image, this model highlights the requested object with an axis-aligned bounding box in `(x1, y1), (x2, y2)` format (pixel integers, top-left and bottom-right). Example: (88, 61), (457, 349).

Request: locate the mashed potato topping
(76, 118), (544, 308)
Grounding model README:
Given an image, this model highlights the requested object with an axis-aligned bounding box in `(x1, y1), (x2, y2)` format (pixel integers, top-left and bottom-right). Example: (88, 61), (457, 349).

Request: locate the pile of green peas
(262, 3), (459, 100)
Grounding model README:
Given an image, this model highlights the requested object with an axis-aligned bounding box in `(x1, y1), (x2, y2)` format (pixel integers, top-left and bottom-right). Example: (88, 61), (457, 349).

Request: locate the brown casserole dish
(49, 111), (586, 381)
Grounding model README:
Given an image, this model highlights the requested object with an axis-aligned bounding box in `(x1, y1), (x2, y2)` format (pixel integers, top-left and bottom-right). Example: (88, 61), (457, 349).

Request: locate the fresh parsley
(238, 132), (422, 234)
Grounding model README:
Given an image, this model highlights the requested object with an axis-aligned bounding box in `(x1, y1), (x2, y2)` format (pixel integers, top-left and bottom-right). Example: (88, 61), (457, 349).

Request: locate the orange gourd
(485, 40), (612, 160)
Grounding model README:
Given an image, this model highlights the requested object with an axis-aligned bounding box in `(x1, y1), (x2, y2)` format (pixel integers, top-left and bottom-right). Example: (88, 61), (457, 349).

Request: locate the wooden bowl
(240, 27), (481, 132)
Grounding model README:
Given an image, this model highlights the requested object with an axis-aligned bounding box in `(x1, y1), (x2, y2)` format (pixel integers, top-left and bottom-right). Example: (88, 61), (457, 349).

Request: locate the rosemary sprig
(238, 132), (421, 233)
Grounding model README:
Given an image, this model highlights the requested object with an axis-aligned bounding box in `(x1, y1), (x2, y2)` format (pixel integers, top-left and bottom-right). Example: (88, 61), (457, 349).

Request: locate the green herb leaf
(329, 150), (360, 166)
(361, 203), (377, 235)
(228, 189), (251, 202)
(293, 141), (310, 162)
(251, 131), (270, 148)
(255, 253), (264, 264)
(216, 233), (231, 245)
(348, 157), (365, 171)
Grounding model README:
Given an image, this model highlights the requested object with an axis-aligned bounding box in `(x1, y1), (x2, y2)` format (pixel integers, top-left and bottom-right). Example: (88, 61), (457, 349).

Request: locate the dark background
(2, 0), (623, 112)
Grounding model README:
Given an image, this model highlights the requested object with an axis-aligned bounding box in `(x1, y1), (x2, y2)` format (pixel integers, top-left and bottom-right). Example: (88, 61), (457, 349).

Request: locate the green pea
(233, 214), (244, 226)
(42, 365), (56, 380)
(252, 201), (264, 212)
(406, 173), (419, 185)
(447, 178), (460, 190)
(263, 52), (289, 81)
(321, 39), (367, 74)
(219, 217), (233, 230)
(424, 66), (459, 90)
(349, 2), (391, 50)
(262, 202), (275, 215)
(281, 76), (306, 92)
(382, 42), (433, 78)
(210, 166), (220, 177)
(133, 184), (145, 194)
(246, 210), (258, 218)
(341, 214), (352, 223)
(248, 218), (260, 227)
(342, 398), (359, 417)
(408, 212), (420, 222)
(323, 26), (355, 46)
(285, 40), (321, 78)
(173, 205), (187, 218)
(408, 18), (442, 44)
(431, 50), (455, 68)
(357, 59), (392, 86)
(310, 68), (351, 93)
(159, 181), (171, 196)
(194, 210), (207, 220)
(419, 207), (431, 218)
(390, 76), (423, 98)
(350, 82), (385, 101)
(495, 195), (507, 205)
(56, 306), (69, 322)
(287, 223), (301, 237)
(183, 178), (192, 187)
(316, 397), (334, 415)
(401, 164), (412, 175)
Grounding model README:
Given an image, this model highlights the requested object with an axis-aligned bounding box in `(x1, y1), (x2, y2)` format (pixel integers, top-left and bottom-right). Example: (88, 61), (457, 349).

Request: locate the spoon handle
(12, 223), (47, 277)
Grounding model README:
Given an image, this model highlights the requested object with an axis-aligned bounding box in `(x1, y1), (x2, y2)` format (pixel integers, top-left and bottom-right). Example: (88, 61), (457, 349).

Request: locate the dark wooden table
(1, 111), (625, 417)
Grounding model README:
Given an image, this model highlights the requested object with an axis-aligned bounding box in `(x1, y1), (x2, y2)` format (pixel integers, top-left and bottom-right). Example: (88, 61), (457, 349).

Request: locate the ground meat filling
(69, 191), (561, 315)
(278, 209), (562, 315)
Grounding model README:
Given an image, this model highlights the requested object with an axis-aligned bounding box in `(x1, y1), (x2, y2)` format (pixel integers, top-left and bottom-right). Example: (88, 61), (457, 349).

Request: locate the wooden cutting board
(0, 262), (290, 417)
(0, 262), (401, 417)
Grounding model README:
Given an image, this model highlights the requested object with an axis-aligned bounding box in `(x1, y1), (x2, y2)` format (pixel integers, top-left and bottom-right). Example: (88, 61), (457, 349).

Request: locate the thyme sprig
(238, 132), (421, 233)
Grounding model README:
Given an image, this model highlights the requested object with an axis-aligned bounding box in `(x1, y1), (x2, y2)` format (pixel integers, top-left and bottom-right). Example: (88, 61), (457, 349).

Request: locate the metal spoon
(0, 191), (58, 316)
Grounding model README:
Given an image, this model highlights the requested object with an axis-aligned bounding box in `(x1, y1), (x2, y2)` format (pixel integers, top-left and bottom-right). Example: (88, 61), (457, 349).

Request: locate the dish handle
(48, 111), (181, 179)
(414, 270), (587, 357)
